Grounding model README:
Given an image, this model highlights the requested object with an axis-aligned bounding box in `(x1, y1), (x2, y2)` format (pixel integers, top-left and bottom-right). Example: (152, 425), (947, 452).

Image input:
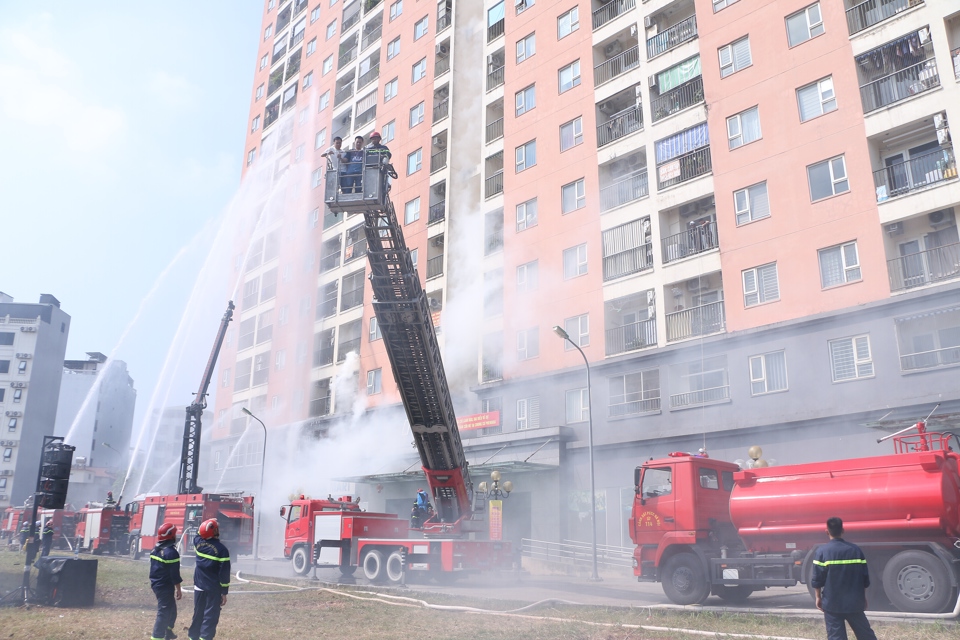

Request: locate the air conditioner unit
(933, 112), (947, 129)
(604, 40), (623, 57)
(15, 353), (31, 359)
(937, 126), (951, 146)
(630, 24), (638, 37)
(929, 209), (955, 227)
(10, 382), (26, 389)
(0, 470), (11, 476)
(644, 16), (654, 28)
(648, 75), (657, 89)
(885, 222), (904, 236)
(436, 43), (449, 55)
(20, 326), (37, 332)
(4, 412), (21, 417)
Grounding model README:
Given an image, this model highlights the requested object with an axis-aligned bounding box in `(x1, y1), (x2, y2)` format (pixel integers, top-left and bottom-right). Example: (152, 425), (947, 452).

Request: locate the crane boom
(325, 153), (475, 529)
(178, 300), (235, 495)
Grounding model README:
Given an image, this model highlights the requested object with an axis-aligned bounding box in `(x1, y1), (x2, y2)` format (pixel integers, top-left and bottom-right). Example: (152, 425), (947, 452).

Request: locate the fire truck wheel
(129, 538), (141, 560)
(385, 550), (404, 584)
(882, 550), (952, 613)
(339, 563), (357, 577)
(291, 546), (312, 576)
(661, 553), (710, 605)
(362, 549), (385, 583)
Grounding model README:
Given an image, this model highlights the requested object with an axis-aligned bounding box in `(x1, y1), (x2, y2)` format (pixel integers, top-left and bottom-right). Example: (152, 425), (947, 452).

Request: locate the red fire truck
(75, 503), (131, 555)
(630, 423), (960, 613)
(280, 156), (512, 583)
(38, 507), (78, 550)
(2, 505), (27, 545)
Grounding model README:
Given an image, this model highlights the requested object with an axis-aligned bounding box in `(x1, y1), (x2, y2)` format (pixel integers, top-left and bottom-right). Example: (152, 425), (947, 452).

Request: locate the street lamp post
(241, 408), (268, 561)
(552, 325), (602, 582)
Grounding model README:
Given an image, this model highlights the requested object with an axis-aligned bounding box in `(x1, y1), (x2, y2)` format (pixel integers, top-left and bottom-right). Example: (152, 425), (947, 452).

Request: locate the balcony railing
(337, 338), (361, 362)
(433, 98), (449, 123)
(481, 361), (503, 382)
(362, 25), (383, 50)
(860, 58), (939, 113)
(605, 317), (657, 356)
(317, 298), (337, 318)
(594, 45), (640, 86)
(427, 255), (444, 279)
(657, 146), (712, 190)
(593, 0), (636, 30)
(670, 385), (730, 408)
(435, 55), (451, 77)
(343, 10), (361, 32)
(314, 347), (334, 368)
(900, 344), (960, 371)
(600, 170), (649, 212)
(486, 117), (504, 143)
(875, 148), (957, 201)
(666, 300), (725, 342)
(340, 287), (364, 311)
(486, 227), (504, 255)
(309, 396), (332, 417)
(357, 64), (380, 89)
(319, 253), (340, 272)
(356, 105), (376, 128)
(661, 221), (719, 263)
(363, 0), (383, 14)
(334, 83), (355, 107)
(487, 65), (505, 91)
(887, 241), (960, 292)
(431, 149), (448, 173)
(597, 106), (642, 147)
(429, 201), (446, 224)
(603, 243), (653, 281)
(488, 19), (504, 43)
(485, 170), (504, 198)
(338, 45), (358, 68)
(846, 0), (921, 36)
(609, 396), (660, 417)
(647, 15), (697, 59)
(651, 76), (704, 123)
(438, 12), (452, 32)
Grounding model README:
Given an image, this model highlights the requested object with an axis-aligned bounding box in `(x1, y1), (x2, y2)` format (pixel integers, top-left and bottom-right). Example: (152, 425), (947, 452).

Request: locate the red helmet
(157, 522), (177, 542)
(198, 518), (219, 540)
(370, 131), (382, 139)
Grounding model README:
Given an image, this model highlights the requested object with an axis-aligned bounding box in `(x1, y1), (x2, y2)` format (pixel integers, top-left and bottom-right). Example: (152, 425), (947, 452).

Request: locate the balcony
(593, 0), (636, 30)
(860, 58), (940, 113)
(431, 149), (448, 173)
(597, 105), (642, 147)
(334, 82), (355, 107)
(362, 24), (383, 51)
(651, 76), (703, 123)
(309, 396), (331, 417)
(343, 8), (361, 32)
(486, 117), (504, 143)
(363, 0), (383, 13)
(647, 15), (697, 59)
(481, 361), (503, 383)
(357, 64), (380, 90)
(429, 201), (446, 224)
(875, 147), (957, 201)
(610, 395), (660, 417)
(339, 44), (358, 68)
(488, 18), (504, 43)
(603, 241), (653, 280)
(900, 345), (960, 371)
(605, 317), (657, 356)
(438, 12), (451, 32)
(426, 255), (444, 279)
(337, 338), (361, 362)
(264, 98), (281, 127)
(887, 242), (960, 292)
(600, 170), (649, 211)
(433, 97), (449, 123)
(485, 171), (504, 199)
(666, 300), (725, 342)
(670, 385), (729, 409)
(487, 65), (505, 91)
(845, 0), (922, 36)
(594, 45), (640, 86)
(657, 145), (712, 190)
(661, 220), (719, 263)
(436, 55), (451, 77)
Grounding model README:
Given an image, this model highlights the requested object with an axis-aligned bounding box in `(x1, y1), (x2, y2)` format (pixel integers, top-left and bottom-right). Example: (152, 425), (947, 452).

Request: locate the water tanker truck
(630, 423), (960, 613)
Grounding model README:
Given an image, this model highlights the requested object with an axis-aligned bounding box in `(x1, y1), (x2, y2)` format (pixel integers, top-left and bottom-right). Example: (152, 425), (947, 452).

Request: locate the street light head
(552, 325), (569, 340)
(490, 470), (501, 482)
(502, 480), (513, 494)
(242, 407), (253, 416)
(478, 481), (488, 494)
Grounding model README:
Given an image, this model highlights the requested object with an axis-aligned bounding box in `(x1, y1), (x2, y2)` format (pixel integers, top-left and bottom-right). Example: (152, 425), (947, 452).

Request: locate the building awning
(219, 510), (253, 520)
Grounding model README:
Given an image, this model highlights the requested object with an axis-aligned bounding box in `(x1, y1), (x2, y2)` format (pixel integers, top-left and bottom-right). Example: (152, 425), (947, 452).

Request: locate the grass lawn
(0, 550), (956, 640)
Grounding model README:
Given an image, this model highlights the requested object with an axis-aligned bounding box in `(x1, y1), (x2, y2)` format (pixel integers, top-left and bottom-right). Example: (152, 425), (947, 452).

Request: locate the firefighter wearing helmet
(188, 518), (230, 640)
(149, 522), (183, 640)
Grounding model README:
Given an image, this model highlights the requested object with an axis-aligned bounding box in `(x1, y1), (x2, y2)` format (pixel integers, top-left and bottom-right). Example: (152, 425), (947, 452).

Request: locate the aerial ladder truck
(279, 153), (511, 582)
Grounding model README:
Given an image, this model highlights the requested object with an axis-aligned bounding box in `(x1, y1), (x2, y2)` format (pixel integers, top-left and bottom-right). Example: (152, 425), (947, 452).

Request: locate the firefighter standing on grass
(188, 518), (230, 640)
(150, 522), (183, 640)
(41, 519), (54, 557)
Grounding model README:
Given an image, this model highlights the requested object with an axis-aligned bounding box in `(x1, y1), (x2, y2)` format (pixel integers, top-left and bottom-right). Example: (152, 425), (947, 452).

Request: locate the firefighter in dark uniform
(150, 522), (183, 640)
(188, 519), (230, 640)
(811, 517), (878, 640)
(41, 519), (54, 557)
(18, 519), (30, 550)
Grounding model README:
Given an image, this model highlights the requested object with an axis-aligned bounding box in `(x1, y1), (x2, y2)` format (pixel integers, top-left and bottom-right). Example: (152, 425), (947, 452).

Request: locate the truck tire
(339, 563), (357, 577)
(713, 585), (753, 603)
(385, 550), (405, 584)
(291, 546), (312, 576)
(661, 553), (710, 605)
(362, 549), (385, 583)
(129, 537), (140, 560)
(882, 550), (952, 613)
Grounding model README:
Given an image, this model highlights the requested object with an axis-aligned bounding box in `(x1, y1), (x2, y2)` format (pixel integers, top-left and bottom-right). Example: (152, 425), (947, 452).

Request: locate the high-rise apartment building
(0, 293), (71, 507)
(217, 0), (960, 546)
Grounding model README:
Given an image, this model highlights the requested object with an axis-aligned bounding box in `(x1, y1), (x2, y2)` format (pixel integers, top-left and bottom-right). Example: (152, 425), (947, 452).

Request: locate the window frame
(407, 148), (423, 174)
(785, 3), (824, 48)
(796, 76), (836, 122)
(412, 57), (428, 83)
(404, 197), (421, 224)
(517, 327), (540, 360)
(558, 59), (581, 93)
(516, 198), (538, 231)
(516, 32), (536, 63)
(515, 84), (536, 116)
(515, 139), (537, 172)
(565, 388), (589, 423)
(366, 368), (382, 395)
(561, 178), (586, 213)
(557, 6), (580, 39)
(734, 181), (770, 226)
(718, 36), (751, 78)
(829, 335), (874, 382)
(563, 313), (589, 349)
(389, 0), (403, 21)
(387, 36), (401, 60)
(818, 241), (862, 289)
(517, 259), (539, 291)
(742, 262), (780, 307)
(749, 350), (788, 395)
(414, 16), (429, 40)
(563, 243), (588, 279)
(559, 116), (584, 151)
(726, 106), (761, 150)
(807, 155), (849, 201)
(410, 102), (425, 127)
(384, 77), (399, 101)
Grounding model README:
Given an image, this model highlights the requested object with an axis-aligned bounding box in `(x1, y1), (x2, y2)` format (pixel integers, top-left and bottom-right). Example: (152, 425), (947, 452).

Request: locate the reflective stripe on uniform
(220, 582), (230, 587)
(813, 558), (867, 566)
(150, 555), (180, 564)
(195, 550), (229, 562)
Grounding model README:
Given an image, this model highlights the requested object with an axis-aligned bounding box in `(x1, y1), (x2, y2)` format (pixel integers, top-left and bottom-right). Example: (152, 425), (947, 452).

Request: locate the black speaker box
(34, 558), (98, 607)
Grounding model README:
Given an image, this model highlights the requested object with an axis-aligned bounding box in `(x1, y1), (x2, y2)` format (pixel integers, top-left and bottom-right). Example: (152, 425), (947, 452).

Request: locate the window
(786, 3), (824, 47)
(726, 106), (761, 149)
(516, 198), (537, 231)
(719, 36), (751, 78)
(322, 55), (333, 75)
(3, 448), (11, 462)
(407, 148), (423, 174)
(390, 0), (403, 21)
(234, 358), (252, 391)
(0, 361), (8, 374)
(819, 242), (861, 288)
(559, 60), (581, 93)
(563, 314), (589, 348)
(516, 0), (535, 14)
(516, 397), (540, 430)
(558, 6), (579, 39)
(517, 260), (539, 291)
(713, 0), (739, 11)
(515, 140), (536, 172)
(257, 310), (274, 344)
(414, 16), (429, 40)
(319, 91), (330, 110)
(565, 388), (589, 423)
(295, 144), (304, 162)
(515, 84), (535, 116)
(412, 58), (427, 83)
(384, 77), (399, 101)
(808, 155), (849, 201)
(256, 84), (264, 100)
(247, 148), (256, 166)
(561, 178), (586, 213)
(410, 102), (425, 126)
(260, 54), (269, 70)
(734, 182), (770, 225)
(749, 351), (788, 395)
(312, 167), (323, 188)
(560, 117), (583, 151)
(517, 327), (540, 360)
(516, 33), (535, 63)
(609, 369), (660, 416)
(307, 37), (317, 56)
(7, 419), (16, 432)
(410, 248), (418, 268)
(404, 197), (421, 224)
(326, 19), (337, 39)
(315, 129), (327, 149)
(302, 71), (313, 88)
(563, 243), (588, 279)
(381, 120), (395, 143)
(366, 368), (382, 395)
(275, 349), (286, 371)
(894, 305), (960, 371)
(251, 115), (261, 132)
(742, 262), (779, 306)
(13, 389), (22, 403)
(830, 335), (874, 381)
(387, 37), (400, 60)
(369, 316), (382, 342)
(264, 24), (273, 40)
(239, 317), (257, 352)
(0, 478), (6, 489)
(797, 77), (836, 122)
(311, 7), (320, 22)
